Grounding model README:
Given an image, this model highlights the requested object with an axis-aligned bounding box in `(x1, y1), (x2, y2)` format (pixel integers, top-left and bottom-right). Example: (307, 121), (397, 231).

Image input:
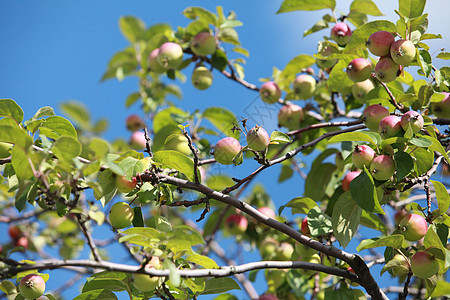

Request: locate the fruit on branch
(8, 225), (22, 240)
(259, 81), (281, 104)
(115, 176), (137, 194)
(342, 171), (361, 192)
(213, 137), (241, 165)
(366, 31), (395, 56)
(303, 253), (321, 275)
(352, 145), (376, 169)
(15, 236), (29, 249)
(388, 254), (410, 277)
(266, 269), (286, 292)
(257, 206), (276, 220)
(347, 58), (372, 82)
(276, 242), (294, 260)
(157, 42), (183, 70)
(126, 115), (145, 132)
(190, 32), (216, 56)
(400, 111), (424, 133)
(316, 44), (338, 69)
(431, 92), (450, 118)
(164, 134), (192, 155)
(370, 154), (395, 181)
(148, 48), (166, 73)
(390, 39), (416, 65)
(19, 274), (45, 299)
(399, 213), (428, 241)
(411, 250), (439, 279)
(247, 126), (270, 151)
(363, 104), (390, 130)
(351, 79), (375, 100)
(259, 238), (278, 259)
(130, 131), (148, 150)
(191, 66), (213, 90)
(259, 294), (279, 300)
(378, 115), (402, 138)
(225, 214), (248, 235)
(330, 22), (352, 46)
(132, 257), (162, 292)
(301, 218), (310, 235)
(375, 57), (401, 83)
(109, 202), (134, 229)
(394, 208), (409, 225)
(293, 74), (316, 100)
(277, 104), (304, 130)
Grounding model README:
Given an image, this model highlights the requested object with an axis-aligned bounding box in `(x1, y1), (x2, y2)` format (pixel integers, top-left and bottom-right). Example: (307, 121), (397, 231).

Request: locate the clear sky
(0, 1), (449, 299)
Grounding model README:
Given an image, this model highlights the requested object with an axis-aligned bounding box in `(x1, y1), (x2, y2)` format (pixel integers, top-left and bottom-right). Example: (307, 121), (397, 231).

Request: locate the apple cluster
(8, 225), (29, 250)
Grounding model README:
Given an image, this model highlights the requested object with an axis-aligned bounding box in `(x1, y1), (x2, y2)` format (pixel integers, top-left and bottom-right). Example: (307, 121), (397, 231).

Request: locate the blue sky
(0, 1), (449, 299)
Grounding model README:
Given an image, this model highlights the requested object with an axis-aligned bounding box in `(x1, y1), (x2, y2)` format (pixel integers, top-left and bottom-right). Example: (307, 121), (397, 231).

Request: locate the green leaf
(356, 234), (404, 251)
(431, 180), (450, 216)
(211, 49), (228, 71)
(118, 157), (145, 180)
(350, 0), (383, 16)
(132, 207), (144, 227)
(60, 101), (90, 129)
(270, 131), (291, 144)
(399, 0), (426, 18)
(360, 210), (387, 234)
(153, 150), (199, 182)
(11, 147), (34, 180)
(436, 52), (450, 60)
(0, 124), (32, 149)
(31, 106), (55, 120)
(119, 16), (146, 43)
(206, 175), (236, 191)
(303, 19), (328, 37)
(305, 163), (336, 201)
(186, 253), (219, 269)
(394, 151), (414, 181)
(327, 58), (356, 93)
(203, 107), (239, 139)
(184, 277), (206, 294)
(201, 277), (241, 295)
(307, 206), (333, 236)
(0, 280), (17, 295)
(411, 147), (433, 175)
(277, 0), (336, 13)
(430, 280), (450, 298)
(332, 192), (362, 248)
(423, 136), (450, 164)
(40, 116), (77, 139)
(73, 289), (118, 300)
(183, 7), (217, 25)
(0, 99), (24, 123)
(409, 136), (433, 147)
(278, 164), (294, 183)
(280, 54), (315, 81)
(344, 20), (397, 54)
(328, 131), (377, 145)
(350, 168), (384, 214)
(417, 49), (432, 77)
(279, 197), (318, 215)
(52, 136), (82, 163)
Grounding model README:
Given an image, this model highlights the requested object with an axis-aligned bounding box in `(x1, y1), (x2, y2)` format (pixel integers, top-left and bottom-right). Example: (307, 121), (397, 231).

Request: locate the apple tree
(0, 0), (449, 299)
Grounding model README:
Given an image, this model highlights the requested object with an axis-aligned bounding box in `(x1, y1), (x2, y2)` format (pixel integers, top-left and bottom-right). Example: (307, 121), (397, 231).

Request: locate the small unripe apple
(130, 131), (148, 150)
(213, 137), (241, 165)
(15, 236), (29, 249)
(394, 209), (409, 226)
(431, 92), (450, 118)
(352, 79), (375, 100)
(157, 42), (183, 70)
(260, 238), (278, 259)
(342, 171), (361, 191)
(191, 66), (213, 90)
(294, 241), (316, 259)
(259, 294), (279, 300)
(148, 48), (166, 73)
(400, 111), (424, 133)
(363, 104), (390, 130)
(276, 242), (294, 260)
(352, 145), (376, 169)
(133, 257), (161, 292)
(293, 74), (316, 100)
(115, 176), (137, 193)
(370, 154), (395, 181)
(277, 104), (304, 130)
(388, 254), (410, 277)
(19, 274), (46, 299)
(304, 253), (321, 275)
(390, 39), (416, 65)
(399, 213), (428, 241)
(126, 115), (145, 132)
(378, 115), (402, 138)
(347, 58), (372, 82)
(8, 225), (22, 240)
(266, 269), (286, 291)
(301, 218), (310, 235)
(375, 57), (401, 83)
(225, 214), (248, 235)
(366, 31), (395, 56)
(164, 134), (191, 155)
(259, 81), (281, 104)
(247, 126), (270, 151)
(190, 32), (216, 56)
(330, 22), (352, 46)
(109, 202), (134, 229)
(411, 250), (439, 279)
(257, 206), (276, 219)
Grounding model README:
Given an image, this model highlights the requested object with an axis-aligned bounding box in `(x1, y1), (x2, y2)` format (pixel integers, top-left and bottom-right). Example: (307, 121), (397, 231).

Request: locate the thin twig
(371, 73), (407, 113)
(76, 215), (102, 263)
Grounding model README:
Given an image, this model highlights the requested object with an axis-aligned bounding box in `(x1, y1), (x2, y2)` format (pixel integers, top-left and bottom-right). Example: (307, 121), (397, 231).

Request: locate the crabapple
(330, 22), (352, 46)
(378, 115), (402, 138)
(388, 254), (410, 277)
(190, 32), (216, 56)
(257, 206), (276, 219)
(400, 111), (424, 133)
(304, 253), (321, 275)
(363, 104), (390, 131)
(259, 238), (278, 259)
(277, 104), (304, 130)
(266, 269), (286, 291)
(390, 39), (416, 65)
(15, 236), (29, 249)
(225, 214), (248, 235)
(19, 274), (45, 299)
(213, 137), (241, 165)
(259, 81), (281, 104)
(352, 145), (376, 169)
(276, 242), (294, 260)
(130, 131), (147, 149)
(293, 74), (316, 100)
(164, 134), (191, 156)
(8, 225), (22, 240)
(301, 218), (310, 235)
(247, 126), (270, 151)
(115, 176), (137, 194)
(394, 209), (409, 225)
(347, 58), (372, 82)
(157, 42), (183, 70)
(352, 79), (375, 100)
(132, 257), (161, 292)
(148, 48), (166, 73)
(399, 213), (428, 241)
(375, 57), (401, 83)
(126, 115), (145, 132)
(431, 92), (450, 118)
(342, 171), (361, 192)
(370, 154), (395, 181)
(109, 202), (134, 229)
(191, 66), (213, 90)
(411, 250), (439, 279)
(366, 31), (395, 56)
(259, 294), (279, 300)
